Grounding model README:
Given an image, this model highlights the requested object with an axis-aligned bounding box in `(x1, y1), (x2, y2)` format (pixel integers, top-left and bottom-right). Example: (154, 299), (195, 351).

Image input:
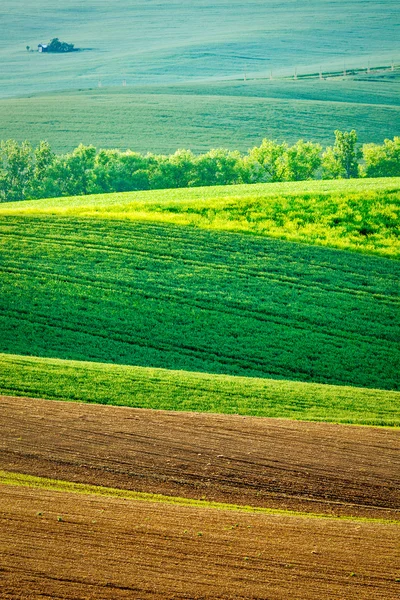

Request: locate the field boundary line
(1, 470), (398, 526)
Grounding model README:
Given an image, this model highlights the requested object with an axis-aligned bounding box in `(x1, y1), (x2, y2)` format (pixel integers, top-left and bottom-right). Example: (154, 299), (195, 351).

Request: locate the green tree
(48, 38), (75, 53)
(0, 139), (33, 201)
(361, 137), (400, 178)
(29, 141), (55, 197)
(94, 149), (151, 192)
(281, 140), (322, 181)
(45, 144), (97, 196)
(247, 139), (288, 182)
(192, 149), (245, 187)
(148, 150), (196, 189)
(322, 130), (361, 179)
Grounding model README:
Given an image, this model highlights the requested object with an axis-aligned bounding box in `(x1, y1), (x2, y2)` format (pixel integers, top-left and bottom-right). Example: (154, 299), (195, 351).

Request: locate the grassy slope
(1, 353), (399, 426)
(0, 214), (398, 391)
(3, 178), (399, 258)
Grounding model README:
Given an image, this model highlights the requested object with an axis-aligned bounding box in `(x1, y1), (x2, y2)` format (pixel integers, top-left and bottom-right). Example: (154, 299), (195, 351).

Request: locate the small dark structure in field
(38, 38), (76, 53)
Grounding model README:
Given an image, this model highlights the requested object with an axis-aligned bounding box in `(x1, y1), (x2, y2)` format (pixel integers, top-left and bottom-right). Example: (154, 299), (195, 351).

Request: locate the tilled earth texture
(1, 484), (399, 600)
(1, 396), (399, 520)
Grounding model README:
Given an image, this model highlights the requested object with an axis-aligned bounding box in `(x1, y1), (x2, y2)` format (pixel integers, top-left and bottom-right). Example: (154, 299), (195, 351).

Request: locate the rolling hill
(2, 0), (398, 97)
(0, 204), (398, 391)
(1, 1), (399, 152)
(2, 4), (400, 598)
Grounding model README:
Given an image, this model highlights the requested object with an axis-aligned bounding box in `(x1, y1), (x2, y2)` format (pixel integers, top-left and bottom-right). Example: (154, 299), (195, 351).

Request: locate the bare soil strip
(1, 396), (399, 520)
(1, 484), (399, 600)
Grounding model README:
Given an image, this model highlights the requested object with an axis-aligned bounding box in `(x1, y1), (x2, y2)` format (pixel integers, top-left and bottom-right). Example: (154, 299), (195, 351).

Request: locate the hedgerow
(1, 133), (399, 202)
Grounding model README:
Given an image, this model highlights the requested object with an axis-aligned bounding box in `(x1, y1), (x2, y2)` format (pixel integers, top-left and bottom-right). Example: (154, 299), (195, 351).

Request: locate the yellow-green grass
(1, 354), (399, 426)
(0, 470), (398, 525)
(2, 178), (399, 258)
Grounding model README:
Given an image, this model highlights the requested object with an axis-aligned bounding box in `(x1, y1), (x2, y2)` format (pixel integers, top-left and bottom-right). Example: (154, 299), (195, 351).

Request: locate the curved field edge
(1, 471), (397, 526)
(1, 177), (399, 258)
(1, 353), (399, 426)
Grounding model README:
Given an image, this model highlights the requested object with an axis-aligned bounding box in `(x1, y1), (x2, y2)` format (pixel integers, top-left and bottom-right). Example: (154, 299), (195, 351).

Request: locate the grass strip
(1, 470), (398, 526)
(1, 353), (400, 426)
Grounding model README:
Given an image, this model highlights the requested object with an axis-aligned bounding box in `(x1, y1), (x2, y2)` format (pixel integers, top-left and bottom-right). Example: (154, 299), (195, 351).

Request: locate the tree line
(0, 131), (399, 202)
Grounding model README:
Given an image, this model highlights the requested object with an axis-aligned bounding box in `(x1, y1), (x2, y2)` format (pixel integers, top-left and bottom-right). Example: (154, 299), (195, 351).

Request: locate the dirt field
(1, 396), (399, 519)
(1, 484), (399, 600)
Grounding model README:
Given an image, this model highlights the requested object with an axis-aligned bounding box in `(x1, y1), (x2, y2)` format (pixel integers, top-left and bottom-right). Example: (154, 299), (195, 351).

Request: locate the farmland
(3, 178), (399, 257)
(2, 1), (398, 98)
(1, 0), (399, 152)
(0, 215), (399, 391)
(1, 77), (399, 153)
(1, 192), (399, 599)
(1, 354), (399, 425)
(1, 395), (399, 598)
(2, 481), (399, 600)
(2, 395), (400, 518)
(1, 2), (400, 594)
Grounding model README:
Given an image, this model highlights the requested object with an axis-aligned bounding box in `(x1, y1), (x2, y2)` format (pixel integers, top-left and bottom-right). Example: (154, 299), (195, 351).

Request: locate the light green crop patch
(1, 354), (400, 426)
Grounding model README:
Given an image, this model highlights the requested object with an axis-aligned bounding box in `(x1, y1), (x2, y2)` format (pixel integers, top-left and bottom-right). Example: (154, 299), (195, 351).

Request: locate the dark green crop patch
(0, 216), (398, 392)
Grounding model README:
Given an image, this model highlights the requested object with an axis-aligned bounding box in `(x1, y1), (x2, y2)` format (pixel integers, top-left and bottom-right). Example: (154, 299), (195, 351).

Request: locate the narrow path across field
(1, 396), (399, 520)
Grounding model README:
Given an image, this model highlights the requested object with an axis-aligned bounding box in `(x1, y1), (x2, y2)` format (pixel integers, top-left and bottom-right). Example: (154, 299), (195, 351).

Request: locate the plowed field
(1, 484), (399, 600)
(1, 396), (399, 520)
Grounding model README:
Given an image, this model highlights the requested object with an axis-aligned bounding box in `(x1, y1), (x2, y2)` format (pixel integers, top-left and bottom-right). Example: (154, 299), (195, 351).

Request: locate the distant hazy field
(1, 1), (399, 151)
(1, 0), (399, 97)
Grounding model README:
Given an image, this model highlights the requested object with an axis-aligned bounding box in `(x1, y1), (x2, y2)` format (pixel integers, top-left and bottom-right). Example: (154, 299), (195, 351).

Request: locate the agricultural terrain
(1, 74), (399, 153)
(2, 0), (398, 97)
(2, 482), (399, 600)
(1, 179), (400, 597)
(1, 395), (399, 598)
(1, 2), (400, 597)
(0, 216), (399, 390)
(2, 395), (399, 519)
(4, 177), (399, 257)
(1, 0), (399, 152)
(1, 353), (399, 426)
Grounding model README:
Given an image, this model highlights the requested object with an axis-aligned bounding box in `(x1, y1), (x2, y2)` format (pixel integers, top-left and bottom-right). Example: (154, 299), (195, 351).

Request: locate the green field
(0, 210), (398, 391)
(1, 1), (399, 153)
(1, 1), (398, 98)
(1, 77), (399, 153)
(2, 1), (399, 424)
(1, 353), (399, 426)
(3, 178), (399, 257)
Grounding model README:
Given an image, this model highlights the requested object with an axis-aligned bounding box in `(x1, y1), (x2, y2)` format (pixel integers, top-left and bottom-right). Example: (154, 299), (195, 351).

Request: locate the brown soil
(1, 484), (399, 600)
(1, 396), (399, 519)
